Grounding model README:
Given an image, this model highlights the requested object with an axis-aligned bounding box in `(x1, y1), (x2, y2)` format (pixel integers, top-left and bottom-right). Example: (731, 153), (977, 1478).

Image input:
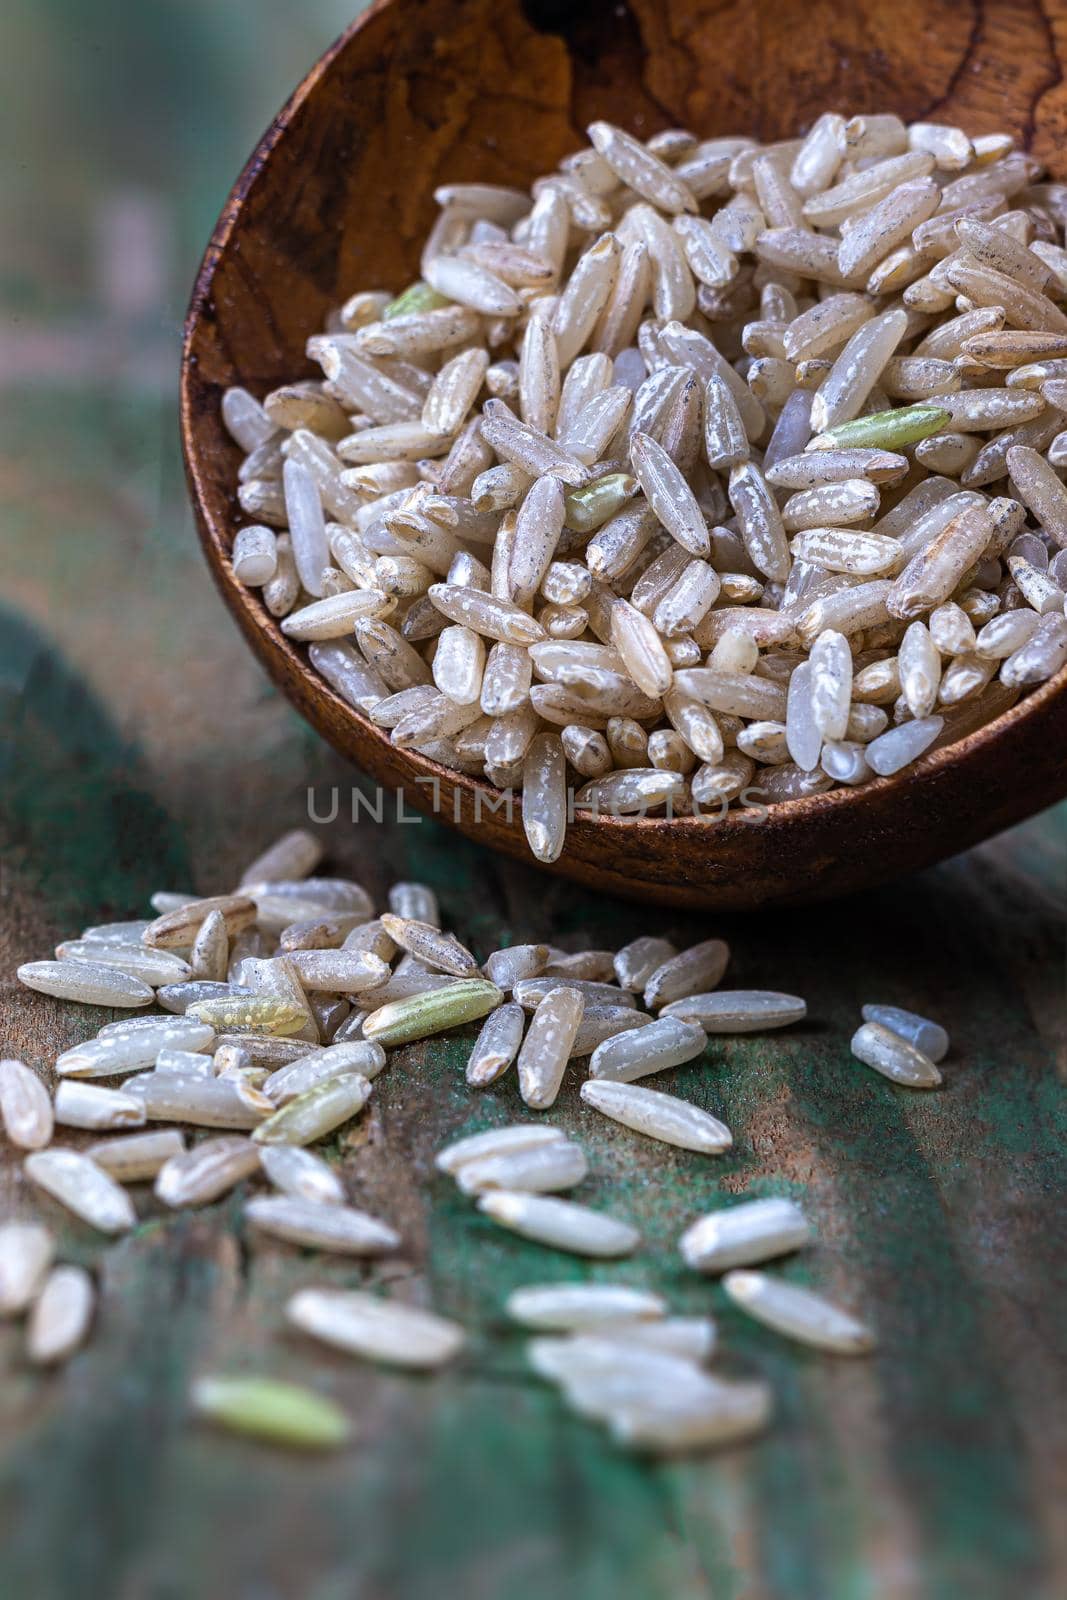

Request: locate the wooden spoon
(181, 0), (1067, 910)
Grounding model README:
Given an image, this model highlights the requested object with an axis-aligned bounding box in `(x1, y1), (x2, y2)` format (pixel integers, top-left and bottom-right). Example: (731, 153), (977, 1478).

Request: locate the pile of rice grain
(223, 111), (1067, 860)
(8, 829), (950, 1450)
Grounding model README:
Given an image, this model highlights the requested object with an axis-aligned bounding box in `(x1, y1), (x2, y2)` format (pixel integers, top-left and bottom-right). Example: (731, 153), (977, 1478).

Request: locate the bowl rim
(179, 0), (1067, 863)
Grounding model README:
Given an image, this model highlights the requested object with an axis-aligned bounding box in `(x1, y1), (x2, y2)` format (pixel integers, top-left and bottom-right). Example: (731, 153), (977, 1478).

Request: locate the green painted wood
(1, 6), (1065, 1598)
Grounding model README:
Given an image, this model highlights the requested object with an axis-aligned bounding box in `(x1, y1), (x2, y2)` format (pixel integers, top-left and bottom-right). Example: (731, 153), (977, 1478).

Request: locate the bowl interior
(181, 0), (1067, 908)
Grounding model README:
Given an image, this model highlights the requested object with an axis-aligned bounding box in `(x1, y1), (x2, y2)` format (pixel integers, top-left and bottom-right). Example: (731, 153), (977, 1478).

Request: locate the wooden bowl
(181, 0), (1067, 910)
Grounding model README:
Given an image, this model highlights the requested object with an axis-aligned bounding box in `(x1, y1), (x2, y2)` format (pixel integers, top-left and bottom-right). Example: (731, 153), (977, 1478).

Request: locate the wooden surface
(2, 4), (1067, 1598)
(182, 0), (1067, 910)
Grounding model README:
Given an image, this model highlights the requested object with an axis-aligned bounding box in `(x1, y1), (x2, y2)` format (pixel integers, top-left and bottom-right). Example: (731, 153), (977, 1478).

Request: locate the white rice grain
(155, 1136), (261, 1207)
(85, 1129), (185, 1183)
(26, 1264), (95, 1365)
(246, 1195), (399, 1255)
(588, 1016), (707, 1082)
(25, 1149), (137, 1234)
(17, 960), (154, 1009)
(660, 990), (807, 1032)
(0, 1222), (55, 1316)
(466, 1002), (527, 1086)
(259, 1144), (346, 1205)
(580, 1079), (732, 1154)
(0, 1058), (53, 1150)
(288, 1287), (465, 1367)
(505, 1283), (667, 1330)
(680, 1197), (810, 1273)
(851, 1021), (942, 1087)
(861, 1004), (949, 1062)
(456, 1139), (588, 1194)
(723, 1270), (875, 1354)
(54, 1081), (146, 1133)
(517, 987), (585, 1110)
(478, 1190), (640, 1257)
